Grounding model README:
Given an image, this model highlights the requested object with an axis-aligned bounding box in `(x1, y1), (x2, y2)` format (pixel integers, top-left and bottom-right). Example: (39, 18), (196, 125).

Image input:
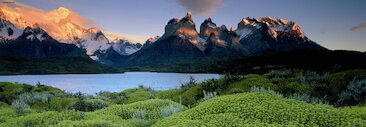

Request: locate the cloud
(175, 0), (223, 16)
(104, 31), (147, 43)
(0, 0), (15, 4)
(350, 23), (366, 32)
(320, 28), (327, 34)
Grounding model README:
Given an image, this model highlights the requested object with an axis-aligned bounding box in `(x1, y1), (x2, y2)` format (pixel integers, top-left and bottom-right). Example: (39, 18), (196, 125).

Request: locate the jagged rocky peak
(200, 18), (219, 37)
(239, 17), (304, 35)
(146, 36), (160, 43)
(24, 26), (46, 35)
(238, 17), (261, 30)
(168, 18), (180, 25)
(164, 12), (198, 38)
(236, 16), (306, 40)
(23, 26), (49, 42)
(181, 12), (193, 23)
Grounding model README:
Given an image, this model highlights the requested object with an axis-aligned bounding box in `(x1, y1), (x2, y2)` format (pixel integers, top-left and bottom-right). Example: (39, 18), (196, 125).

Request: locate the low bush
(224, 74), (273, 94)
(47, 97), (77, 111)
(156, 89), (182, 103)
(11, 100), (29, 115)
(97, 91), (127, 104)
(268, 70), (294, 78)
(202, 90), (217, 101)
(0, 82), (63, 104)
(70, 98), (109, 112)
(18, 92), (52, 106)
(180, 85), (203, 106)
(0, 111), (82, 126)
(87, 99), (186, 126)
(339, 80), (366, 106)
(327, 69), (366, 102)
(180, 76), (198, 91)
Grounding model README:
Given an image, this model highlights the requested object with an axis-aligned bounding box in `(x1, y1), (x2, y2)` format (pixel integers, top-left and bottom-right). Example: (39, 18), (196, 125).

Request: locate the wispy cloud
(0, 0), (15, 4)
(104, 31), (147, 43)
(320, 28), (327, 34)
(175, 0), (223, 16)
(350, 23), (366, 32)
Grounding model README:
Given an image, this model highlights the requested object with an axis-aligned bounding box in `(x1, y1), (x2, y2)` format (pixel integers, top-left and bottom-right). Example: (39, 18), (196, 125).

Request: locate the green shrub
(181, 85), (203, 106)
(18, 92), (52, 106)
(86, 99), (186, 126)
(287, 93), (328, 105)
(0, 107), (16, 123)
(125, 91), (153, 104)
(224, 74), (273, 94)
(154, 93), (366, 127)
(11, 100), (29, 115)
(156, 89), (182, 103)
(0, 82), (63, 104)
(339, 80), (366, 106)
(250, 86), (280, 95)
(268, 70), (294, 78)
(161, 105), (184, 117)
(70, 99), (109, 112)
(50, 120), (119, 127)
(133, 110), (146, 119)
(202, 90), (217, 101)
(180, 76), (198, 91)
(48, 97), (77, 111)
(327, 69), (366, 102)
(0, 111), (82, 126)
(97, 91), (127, 104)
(274, 81), (313, 95)
(0, 82), (29, 104)
(200, 74), (242, 94)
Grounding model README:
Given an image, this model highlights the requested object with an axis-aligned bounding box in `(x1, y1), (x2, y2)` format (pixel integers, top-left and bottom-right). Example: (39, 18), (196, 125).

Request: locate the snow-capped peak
(0, 8), (35, 29)
(86, 27), (102, 34)
(111, 39), (142, 55)
(236, 17), (305, 40)
(52, 7), (72, 20)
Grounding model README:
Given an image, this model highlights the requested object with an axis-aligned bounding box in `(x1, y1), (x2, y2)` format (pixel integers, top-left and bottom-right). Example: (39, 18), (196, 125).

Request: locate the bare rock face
(163, 12), (198, 39)
(236, 17), (326, 54)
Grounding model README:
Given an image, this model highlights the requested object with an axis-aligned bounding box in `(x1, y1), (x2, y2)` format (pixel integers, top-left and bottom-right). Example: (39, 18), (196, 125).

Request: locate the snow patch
(26, 34), (35, 41)
(125, 46), (140, 55)
(0, 20), (23, 41)
(236, 28), (253, 40)
(207, 23), (216, 28)
(90, 56), (99, 61)
(36, 34), (45, 41)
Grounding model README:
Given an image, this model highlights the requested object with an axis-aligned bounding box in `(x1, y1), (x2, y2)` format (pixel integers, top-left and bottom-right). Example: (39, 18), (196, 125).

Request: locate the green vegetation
(154, 93), (366, 127)
(0, 69), (365, 126)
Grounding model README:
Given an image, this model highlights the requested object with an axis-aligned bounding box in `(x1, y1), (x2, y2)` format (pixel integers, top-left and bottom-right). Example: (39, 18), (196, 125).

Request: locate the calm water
(0, 72), (221, 94)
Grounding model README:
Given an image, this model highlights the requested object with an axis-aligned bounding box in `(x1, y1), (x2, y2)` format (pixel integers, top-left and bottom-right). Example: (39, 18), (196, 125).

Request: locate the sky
(1, 0), (366, 51)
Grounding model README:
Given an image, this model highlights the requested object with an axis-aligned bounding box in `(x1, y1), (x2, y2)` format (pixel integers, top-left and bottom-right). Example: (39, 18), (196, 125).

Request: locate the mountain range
(0, 8), (364, 74)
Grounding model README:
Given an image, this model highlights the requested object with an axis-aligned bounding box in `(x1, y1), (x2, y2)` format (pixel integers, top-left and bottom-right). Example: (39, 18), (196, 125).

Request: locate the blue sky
(11, 0), (366, 51)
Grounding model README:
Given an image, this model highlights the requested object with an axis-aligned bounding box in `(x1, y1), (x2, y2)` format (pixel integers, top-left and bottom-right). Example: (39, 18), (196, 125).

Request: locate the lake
(0, 72), (221, 94)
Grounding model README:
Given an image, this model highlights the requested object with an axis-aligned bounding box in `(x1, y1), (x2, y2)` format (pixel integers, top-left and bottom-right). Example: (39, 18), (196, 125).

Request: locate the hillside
(1, 69), (365, 126)
(0, 56), (120, 75)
